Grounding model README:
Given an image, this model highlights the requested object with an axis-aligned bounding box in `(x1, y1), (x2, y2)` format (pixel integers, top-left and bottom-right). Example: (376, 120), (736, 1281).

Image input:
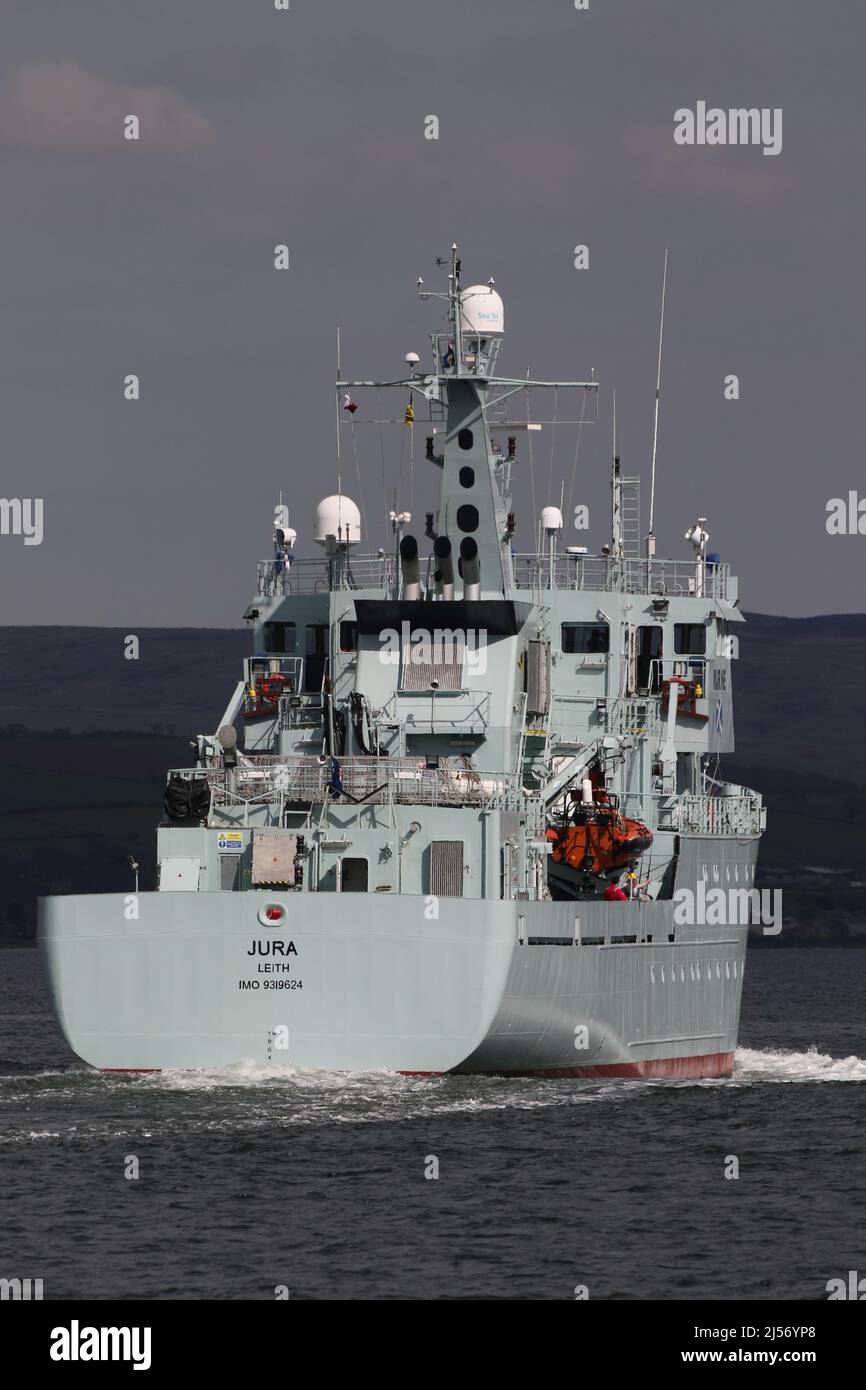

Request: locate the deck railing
(511, 554), (731, 599)
(256, 555), (397, 597)
(168, 756), (762, 832)
(255, 553), (731, 599)
(668, 792), (765, 837)
(172, 753), (516, 810)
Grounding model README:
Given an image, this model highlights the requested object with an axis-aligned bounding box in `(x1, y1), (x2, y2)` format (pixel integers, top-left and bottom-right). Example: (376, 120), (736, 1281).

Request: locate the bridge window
(561, 623), (609, 654)
(263, 621), (296, 654)
(674, 623), (707, 655)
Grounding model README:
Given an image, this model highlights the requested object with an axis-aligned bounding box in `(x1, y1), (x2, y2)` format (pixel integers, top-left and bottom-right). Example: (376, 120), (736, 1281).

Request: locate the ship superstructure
(39, 247), (764, 1076)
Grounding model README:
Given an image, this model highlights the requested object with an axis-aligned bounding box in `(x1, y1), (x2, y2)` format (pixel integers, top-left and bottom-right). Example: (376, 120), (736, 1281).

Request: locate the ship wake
(733, 1046), (866, 1083)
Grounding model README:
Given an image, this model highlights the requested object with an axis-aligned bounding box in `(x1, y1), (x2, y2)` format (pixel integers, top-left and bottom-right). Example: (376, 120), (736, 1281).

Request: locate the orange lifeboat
(546, 788), (653, 879)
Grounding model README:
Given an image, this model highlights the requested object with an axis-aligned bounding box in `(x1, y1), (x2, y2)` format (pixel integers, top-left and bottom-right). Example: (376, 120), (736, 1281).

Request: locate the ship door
(341, 857), (368, 892)
(636, 625), (663, 693)
(626, 624), (637, 696)
(304, 623), (328, 692)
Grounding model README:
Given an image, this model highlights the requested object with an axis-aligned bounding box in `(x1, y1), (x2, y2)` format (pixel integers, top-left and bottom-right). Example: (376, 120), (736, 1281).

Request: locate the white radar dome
(314, 494), (362, 546)
(460, 284), (505, 337)
(541, 506), (564, 531)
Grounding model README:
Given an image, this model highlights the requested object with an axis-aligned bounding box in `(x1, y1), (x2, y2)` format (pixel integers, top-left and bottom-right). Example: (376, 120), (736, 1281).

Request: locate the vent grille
(430, 840), (464, 897)
(401, 637), (463, 691)
(525, 639), (551, 715)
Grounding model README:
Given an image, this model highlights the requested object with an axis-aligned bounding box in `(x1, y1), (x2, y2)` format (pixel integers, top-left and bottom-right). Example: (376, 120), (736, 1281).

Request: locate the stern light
(258, 903), (287, 926)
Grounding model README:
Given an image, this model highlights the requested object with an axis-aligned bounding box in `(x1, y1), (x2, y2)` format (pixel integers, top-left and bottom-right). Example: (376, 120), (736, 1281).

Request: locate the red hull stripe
(401, 1051), (736, 1080)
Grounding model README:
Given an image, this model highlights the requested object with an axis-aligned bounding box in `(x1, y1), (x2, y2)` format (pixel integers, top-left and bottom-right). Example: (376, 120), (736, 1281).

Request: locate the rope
(526, 380), (537, 562)
(349, 413), (368, 546)
(546, 385), (559, 502)
(566, 388), (589, 529)
(376, 388), (388, 540)
(397, 419), (406, 512)
(408, 391), (415, 516)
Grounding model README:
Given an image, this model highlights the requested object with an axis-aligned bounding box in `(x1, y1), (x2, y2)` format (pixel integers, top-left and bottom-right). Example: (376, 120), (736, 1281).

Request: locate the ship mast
(448, 242), (463, 375)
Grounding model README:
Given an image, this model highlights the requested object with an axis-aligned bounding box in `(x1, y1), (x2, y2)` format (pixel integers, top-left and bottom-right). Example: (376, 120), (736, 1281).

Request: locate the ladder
(522, 724), (549, 788)
(621, 475), (641, 557)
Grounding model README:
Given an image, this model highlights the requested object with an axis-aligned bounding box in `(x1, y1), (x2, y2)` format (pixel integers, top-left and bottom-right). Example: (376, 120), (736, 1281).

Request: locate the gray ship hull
(38, 847), (753, 1078)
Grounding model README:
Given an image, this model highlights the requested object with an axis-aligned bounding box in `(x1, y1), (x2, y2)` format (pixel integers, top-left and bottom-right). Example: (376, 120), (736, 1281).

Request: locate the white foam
(734, 1046), (866, 1083)
(145, 1060), (415, 1092)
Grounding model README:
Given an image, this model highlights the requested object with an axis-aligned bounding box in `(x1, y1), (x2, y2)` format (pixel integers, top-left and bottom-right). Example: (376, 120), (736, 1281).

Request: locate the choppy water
(1, 947), (864, 1299)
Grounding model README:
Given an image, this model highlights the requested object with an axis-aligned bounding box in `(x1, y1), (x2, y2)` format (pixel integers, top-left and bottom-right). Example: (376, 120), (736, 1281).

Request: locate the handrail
(511, 553), (730, 599)
(172, 753), (517, 811)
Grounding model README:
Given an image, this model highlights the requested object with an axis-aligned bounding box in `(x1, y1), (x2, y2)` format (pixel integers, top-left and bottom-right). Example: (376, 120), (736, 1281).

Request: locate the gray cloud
(0, 60), (213, 151)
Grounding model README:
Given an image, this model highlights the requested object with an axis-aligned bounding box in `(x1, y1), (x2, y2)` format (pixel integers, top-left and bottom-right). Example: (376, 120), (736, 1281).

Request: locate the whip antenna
(647, 249), (668, 556)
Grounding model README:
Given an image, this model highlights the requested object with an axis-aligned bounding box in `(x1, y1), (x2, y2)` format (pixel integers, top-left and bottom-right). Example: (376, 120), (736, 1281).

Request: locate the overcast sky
(0, 0), (862, 624)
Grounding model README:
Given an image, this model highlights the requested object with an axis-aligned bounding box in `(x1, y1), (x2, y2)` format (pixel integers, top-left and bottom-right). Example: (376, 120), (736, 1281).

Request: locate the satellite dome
(314, 494), (362, 546)
(460, 284), (505, 337)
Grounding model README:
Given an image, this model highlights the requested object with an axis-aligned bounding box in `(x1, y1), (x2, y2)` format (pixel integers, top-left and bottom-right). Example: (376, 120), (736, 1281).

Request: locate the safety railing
(257, 553), (730, 599)
(667, 792), (765, 837)
(378, 688), (491, 734)
(171, 754), (517, 810)
(256, 555), (397, 597)
(511, 554), (730, 599)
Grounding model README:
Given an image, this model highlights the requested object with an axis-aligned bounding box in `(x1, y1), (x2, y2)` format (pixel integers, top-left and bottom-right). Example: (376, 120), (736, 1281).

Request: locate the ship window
(561, 623), (609, 654)
(263, 621), (296, 654)
(636, 625), (662, 692)
(456, 504), (479, 533)
(458, 428), (473, 450)
(674, 623), (707, 655)
(341, 857), (368, 892)
(459, 465), (475, 488)
(339, 621), (358, 653)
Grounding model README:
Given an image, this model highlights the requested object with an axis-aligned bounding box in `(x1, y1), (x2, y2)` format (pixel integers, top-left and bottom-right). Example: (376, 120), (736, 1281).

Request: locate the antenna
(647, 249), (668, 555)
(612, 386), (617, 460)
(611, 388), (622, 558)
(335, 326), (342, 500)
